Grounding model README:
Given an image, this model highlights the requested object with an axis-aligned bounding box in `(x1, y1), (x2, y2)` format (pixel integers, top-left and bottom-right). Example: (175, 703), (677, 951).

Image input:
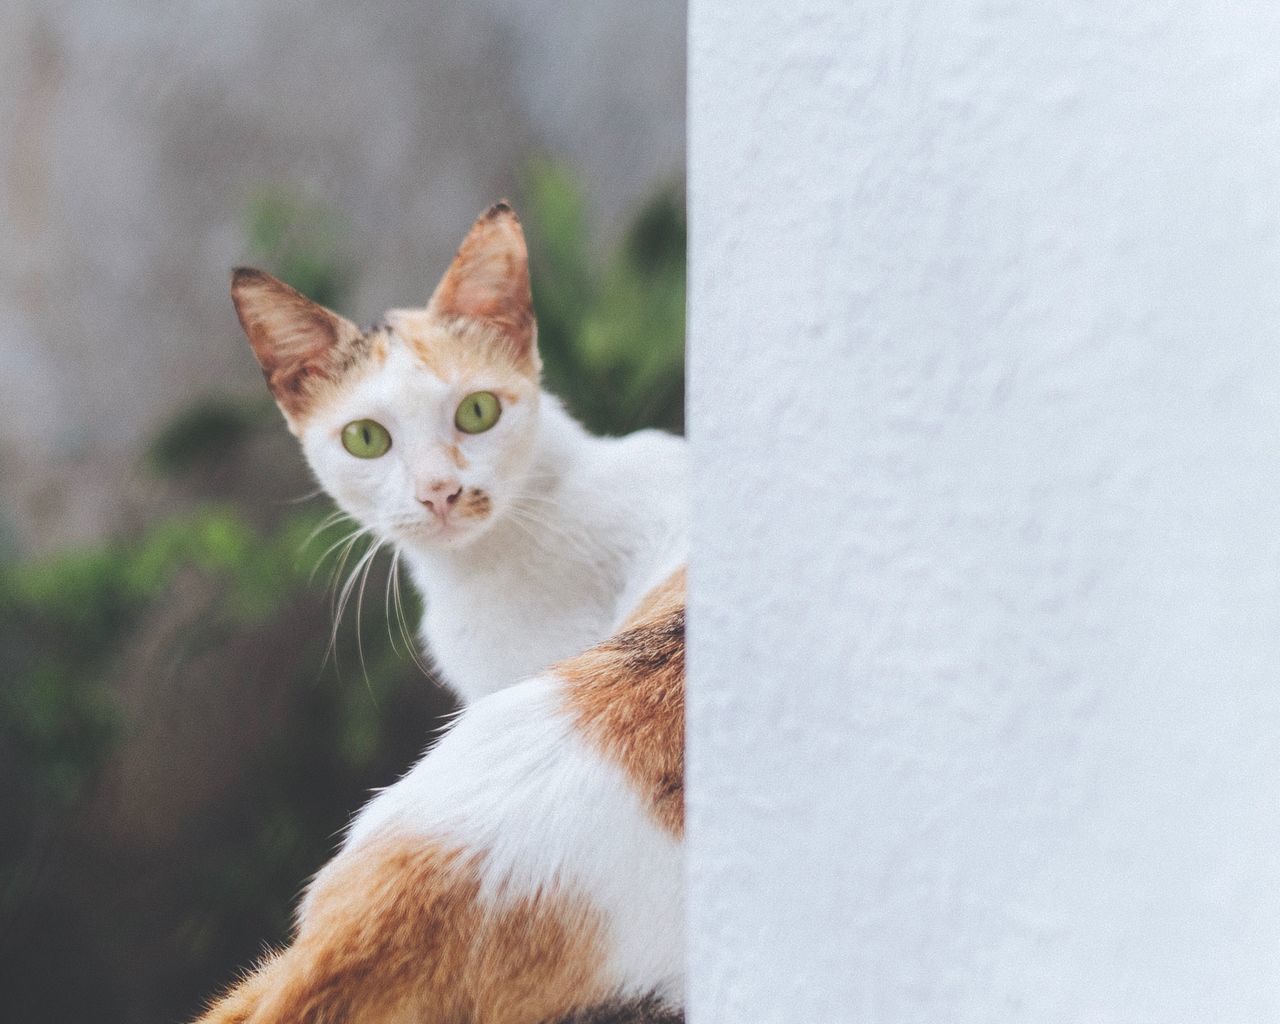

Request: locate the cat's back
(581, 428), (688, 529)
(598, 426), (687, 476)
(579, 428), (687, 628)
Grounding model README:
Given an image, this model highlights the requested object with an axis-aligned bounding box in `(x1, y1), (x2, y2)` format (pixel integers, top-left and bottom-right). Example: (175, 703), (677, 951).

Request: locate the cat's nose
(417, 479), (463, 516)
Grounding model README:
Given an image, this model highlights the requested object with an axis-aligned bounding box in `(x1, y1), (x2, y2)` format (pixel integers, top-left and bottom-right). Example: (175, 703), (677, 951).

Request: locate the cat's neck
(401, 397), (628, 700)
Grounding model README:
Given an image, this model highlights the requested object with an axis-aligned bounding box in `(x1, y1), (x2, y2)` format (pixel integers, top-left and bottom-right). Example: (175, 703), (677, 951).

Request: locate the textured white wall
(688, 2), (1280, 1021)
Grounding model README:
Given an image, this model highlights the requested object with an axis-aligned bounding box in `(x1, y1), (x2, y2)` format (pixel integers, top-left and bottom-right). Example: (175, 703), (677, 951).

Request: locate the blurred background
(0, 3), (685, 1021)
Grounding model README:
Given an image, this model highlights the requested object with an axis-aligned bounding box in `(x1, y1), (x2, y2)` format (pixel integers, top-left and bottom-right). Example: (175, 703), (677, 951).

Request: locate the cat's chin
(430, 524), (483, 549)
(391, 517), (491, 553)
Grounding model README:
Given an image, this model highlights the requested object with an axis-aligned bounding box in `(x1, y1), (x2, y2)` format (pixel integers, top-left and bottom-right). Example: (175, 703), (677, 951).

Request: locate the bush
(524, 160), (686, 435)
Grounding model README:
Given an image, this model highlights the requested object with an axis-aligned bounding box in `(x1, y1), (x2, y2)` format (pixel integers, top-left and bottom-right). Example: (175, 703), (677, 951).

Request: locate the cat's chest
(417, 569), (616, 703)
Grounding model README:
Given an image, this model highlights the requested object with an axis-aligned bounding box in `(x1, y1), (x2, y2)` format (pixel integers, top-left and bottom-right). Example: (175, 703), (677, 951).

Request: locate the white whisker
(327, 536), (381, 678)
(391, 550), (433, 678)
(321, 526), (372, 592)
(502, 500), (612, 564)
(280, 486), (327, 505)
(352, 537), (385, 696)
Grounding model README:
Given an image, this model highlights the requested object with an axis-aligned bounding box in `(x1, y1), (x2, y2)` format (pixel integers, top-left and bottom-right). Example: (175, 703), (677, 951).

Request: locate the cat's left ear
(427, 202), (538, 372)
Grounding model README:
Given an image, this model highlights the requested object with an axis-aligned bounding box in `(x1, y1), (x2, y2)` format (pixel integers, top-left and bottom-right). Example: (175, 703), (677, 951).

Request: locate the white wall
(688, 2), (1280, 1021)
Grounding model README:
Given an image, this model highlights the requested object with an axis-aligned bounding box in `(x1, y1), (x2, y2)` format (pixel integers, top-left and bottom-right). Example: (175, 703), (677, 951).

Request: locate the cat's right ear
(231, 268), (363, 424)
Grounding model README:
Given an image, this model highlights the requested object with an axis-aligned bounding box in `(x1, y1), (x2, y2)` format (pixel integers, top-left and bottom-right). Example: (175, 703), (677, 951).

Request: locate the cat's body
(200, 204), (688, 1023)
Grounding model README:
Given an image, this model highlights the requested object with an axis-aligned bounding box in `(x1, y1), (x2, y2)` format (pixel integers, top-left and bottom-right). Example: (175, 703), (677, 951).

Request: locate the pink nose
(418, 479), (463, 515)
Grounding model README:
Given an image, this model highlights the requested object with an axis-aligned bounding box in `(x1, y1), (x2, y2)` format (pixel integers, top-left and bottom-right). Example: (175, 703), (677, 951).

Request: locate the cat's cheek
(316, 460), (392, 531)
(492, 425), (539, 479)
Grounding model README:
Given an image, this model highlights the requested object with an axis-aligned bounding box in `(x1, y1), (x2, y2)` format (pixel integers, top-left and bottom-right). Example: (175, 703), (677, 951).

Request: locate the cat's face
(232, 203), (542, 551)
(297, 312), (541, 550)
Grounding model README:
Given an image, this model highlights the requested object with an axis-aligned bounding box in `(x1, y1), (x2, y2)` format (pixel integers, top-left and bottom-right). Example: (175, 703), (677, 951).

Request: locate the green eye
(341, 419), (391, 458)
(455, 391), (501, 434)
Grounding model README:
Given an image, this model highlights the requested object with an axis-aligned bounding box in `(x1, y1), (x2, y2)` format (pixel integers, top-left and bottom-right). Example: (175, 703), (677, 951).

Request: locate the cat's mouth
(395, 489), (494, 545)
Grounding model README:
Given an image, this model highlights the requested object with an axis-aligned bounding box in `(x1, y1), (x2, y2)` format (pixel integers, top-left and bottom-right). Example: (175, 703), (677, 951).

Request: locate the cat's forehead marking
(368, 331), (390, 366)
(381, 308), (535, 383)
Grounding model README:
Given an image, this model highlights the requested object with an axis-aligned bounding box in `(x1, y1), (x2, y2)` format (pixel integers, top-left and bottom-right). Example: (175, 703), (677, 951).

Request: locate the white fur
(301, 338), (688, 703)
(342, 673), (685, 1002)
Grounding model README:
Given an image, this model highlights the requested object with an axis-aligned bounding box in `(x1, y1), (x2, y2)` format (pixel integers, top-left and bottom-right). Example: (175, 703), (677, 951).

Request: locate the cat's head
(232, 202), (542, 551)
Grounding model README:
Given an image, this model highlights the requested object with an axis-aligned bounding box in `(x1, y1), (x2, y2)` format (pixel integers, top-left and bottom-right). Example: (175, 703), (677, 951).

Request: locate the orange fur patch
(559, 569), (686, 837)
(459, 489), (492, 521)
(404, 319), (447, 376)
(196, 838), (607, 1024)
(384, 307), (539, 386)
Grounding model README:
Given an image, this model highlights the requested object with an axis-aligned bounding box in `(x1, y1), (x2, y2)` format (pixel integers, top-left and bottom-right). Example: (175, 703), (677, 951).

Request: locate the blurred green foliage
(524, 160), (686, 435)
(146, 398), (273, 476)
(0, 506), (438, 1023)
(0, 508), (294, 859)
(243, 187), (351, 310)
(0, 167), (684, 1024)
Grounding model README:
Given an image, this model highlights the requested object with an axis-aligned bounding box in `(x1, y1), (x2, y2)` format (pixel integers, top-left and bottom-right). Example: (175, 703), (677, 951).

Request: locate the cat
(197, 206), (688, 1022)
(195, 568), (684, 1024)
(230, 202), (687, 705)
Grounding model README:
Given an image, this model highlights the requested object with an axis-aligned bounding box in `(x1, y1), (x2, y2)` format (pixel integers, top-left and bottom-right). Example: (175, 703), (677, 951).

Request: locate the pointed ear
(427, 202), (537, 368)
(231, 268), (364, 420)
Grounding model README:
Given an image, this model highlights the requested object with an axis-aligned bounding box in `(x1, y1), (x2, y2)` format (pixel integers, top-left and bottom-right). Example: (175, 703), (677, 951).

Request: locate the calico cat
(197, 206), (688, 1022)
(230, 202), (687, 704)
(195, 569), (684, 1023)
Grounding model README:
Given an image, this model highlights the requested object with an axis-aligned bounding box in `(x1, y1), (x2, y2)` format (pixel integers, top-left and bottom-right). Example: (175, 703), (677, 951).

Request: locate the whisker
(383, 548), (402, 658)
(503, 502), (609, 562)
(280, 486), (327, 505)
(301, 511), (358, 562)
(391, 551), (434, 678)
(352, 538), (385, 698)
(322, 526), (372, 593)
(322, 532), (378, 674)
(503, 511), (598, 563)
(328, 538), (380, 669)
